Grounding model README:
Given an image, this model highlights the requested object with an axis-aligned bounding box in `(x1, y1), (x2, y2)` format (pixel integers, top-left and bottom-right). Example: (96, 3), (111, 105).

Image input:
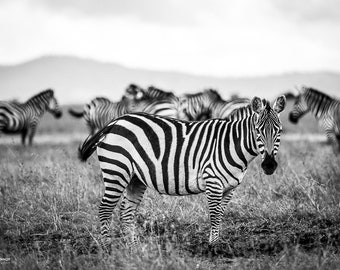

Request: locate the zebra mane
(26, 89), (54, 103)
(92, 97), (112, 103)
(144, 86), (176, 100)
(302, 87), (335, 103)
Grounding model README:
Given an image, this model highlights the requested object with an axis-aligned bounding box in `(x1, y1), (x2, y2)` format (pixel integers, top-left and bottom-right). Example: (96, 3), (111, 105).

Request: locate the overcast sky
(0, 0), (339, 77)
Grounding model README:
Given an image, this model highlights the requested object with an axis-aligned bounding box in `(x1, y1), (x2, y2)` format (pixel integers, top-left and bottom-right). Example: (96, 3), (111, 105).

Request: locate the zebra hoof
(207, 244), (218, 257)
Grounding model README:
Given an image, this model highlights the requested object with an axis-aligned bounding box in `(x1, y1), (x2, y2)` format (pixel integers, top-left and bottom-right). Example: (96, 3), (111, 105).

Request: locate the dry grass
(0, 138), (339, 269)
(0, 103), (340, 269)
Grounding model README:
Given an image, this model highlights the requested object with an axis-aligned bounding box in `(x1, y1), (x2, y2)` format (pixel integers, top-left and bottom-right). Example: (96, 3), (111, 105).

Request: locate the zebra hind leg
(99, 176), (129, 252)
(205, 179), (224, 248)
(119, 176), (147, 248)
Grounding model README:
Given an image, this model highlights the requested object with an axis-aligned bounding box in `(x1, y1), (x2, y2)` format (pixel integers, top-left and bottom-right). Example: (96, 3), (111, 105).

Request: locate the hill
(0, 55), (339, 104)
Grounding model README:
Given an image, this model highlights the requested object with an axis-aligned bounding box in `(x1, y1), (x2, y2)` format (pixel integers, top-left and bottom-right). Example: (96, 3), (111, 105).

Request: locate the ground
(0, 102), (340, 269)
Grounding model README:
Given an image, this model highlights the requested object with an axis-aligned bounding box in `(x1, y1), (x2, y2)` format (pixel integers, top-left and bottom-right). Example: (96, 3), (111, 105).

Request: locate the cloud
(21, 0), (226, 26)
(271, 0), (340, 23)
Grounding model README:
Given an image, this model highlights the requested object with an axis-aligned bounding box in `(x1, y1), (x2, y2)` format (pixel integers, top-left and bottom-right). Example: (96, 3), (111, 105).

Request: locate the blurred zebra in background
(289, 86), (340, 152)
(78, 95), (286, 249)
(69, 97), (130, 135)
(69, 84), (183, 135)
(0, 89), (62, 145)
(126, 85), (182, 119)
(178, 89), (250, 121)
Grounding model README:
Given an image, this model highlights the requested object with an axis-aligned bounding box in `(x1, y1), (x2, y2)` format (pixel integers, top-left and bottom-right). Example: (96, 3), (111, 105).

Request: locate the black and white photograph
(0, 0), (339, 269)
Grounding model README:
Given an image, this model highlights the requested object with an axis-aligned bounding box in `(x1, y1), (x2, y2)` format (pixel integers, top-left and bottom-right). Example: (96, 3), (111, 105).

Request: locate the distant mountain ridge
(0, 55), (339, 104)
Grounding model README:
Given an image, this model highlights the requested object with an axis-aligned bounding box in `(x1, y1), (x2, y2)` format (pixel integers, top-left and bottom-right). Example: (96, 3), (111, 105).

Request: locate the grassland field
(0, 101), (340, 269)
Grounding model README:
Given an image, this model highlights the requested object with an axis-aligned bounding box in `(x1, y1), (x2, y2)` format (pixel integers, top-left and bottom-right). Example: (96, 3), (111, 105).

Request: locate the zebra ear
(273, 95), (286, 113)
(251, 96), (264, 114)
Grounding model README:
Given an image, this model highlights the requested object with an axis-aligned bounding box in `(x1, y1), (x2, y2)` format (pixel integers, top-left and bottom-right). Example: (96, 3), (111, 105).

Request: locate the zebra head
(288, 88), (309, 123)
(252, 95), (286, 175)
(123, 84), (145, 101)
(46, 91), (62, 118)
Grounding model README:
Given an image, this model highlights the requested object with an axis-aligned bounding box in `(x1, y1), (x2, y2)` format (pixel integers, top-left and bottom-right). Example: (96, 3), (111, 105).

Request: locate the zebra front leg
(21, 129), (28, 146)
(325, 128), (340, 154)
(28, 124), (37, 146)
(221, 190), (234, 214)
(205, 179), (224, 247)
(120, 176), (147, 247)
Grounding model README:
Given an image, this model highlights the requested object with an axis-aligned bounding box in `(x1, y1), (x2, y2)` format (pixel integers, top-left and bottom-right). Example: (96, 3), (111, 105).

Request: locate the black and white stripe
(78, 95), (286, 248)
(69, 97), (130, 135)
(179, 89), (250, 121)
(289, 86), (340, 152)
(0, 89), (62, 145)
(126, 86), (181, 119)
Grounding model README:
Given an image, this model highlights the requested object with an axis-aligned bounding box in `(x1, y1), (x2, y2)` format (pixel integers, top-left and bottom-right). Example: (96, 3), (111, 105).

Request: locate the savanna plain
(0, 101), (340, 270)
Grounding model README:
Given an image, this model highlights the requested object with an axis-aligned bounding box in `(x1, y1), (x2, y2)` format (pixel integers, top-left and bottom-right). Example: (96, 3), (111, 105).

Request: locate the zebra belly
(131, 158), (207, 195)
(97, 133), (207, 196)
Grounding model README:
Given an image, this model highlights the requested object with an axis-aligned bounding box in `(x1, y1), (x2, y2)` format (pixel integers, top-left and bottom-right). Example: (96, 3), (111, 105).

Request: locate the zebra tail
(68, 108), (84, 118)
(78, 122), (115, 162)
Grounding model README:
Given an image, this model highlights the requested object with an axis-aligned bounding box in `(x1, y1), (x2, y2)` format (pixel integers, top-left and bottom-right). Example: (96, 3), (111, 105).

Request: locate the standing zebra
(69, 97), (130, 135)
(289, 86), (340, 152)
(179, 89), (250, 121)
(0, 89), (62, 145)
(126, 86), (182, 119)
(78, 95), (286, 249)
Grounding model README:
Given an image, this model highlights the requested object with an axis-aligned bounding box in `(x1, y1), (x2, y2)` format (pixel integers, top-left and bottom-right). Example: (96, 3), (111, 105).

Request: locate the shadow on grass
(136, 211), (340, 259)
(2, 211), (340, 261)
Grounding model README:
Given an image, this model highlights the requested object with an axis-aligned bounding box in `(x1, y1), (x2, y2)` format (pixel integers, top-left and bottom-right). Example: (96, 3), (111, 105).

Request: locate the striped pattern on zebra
(0, 89), (62, 145)
(289, 86), (340, 152)
(78, 95), (286, 248)
(126, 86), (181, 119)
(179, 89), (250, 121)
(69, 97), (130, 135)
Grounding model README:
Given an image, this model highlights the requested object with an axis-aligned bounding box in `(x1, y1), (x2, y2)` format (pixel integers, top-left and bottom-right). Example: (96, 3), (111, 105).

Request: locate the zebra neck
(25, 98), (48, 115)
(305, 91), (334, 119)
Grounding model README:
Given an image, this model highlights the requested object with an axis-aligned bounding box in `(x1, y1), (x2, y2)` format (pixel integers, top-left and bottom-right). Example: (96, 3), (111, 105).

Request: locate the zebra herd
(0, 84), (339, 250)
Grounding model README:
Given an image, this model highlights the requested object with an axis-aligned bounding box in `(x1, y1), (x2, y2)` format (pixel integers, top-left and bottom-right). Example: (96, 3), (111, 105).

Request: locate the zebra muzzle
(261, 152), (278, 175)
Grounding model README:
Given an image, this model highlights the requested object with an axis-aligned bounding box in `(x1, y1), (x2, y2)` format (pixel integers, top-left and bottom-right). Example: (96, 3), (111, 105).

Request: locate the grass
(1, 101), (340, 269)
(0, 139), (339, 269)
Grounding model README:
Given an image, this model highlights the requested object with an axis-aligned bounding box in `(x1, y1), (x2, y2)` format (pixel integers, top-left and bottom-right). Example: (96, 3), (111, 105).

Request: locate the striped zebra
(78, 95), (286, 249)
(289, 86), (340, 152)
(126, 86), (181, 119)
(0, 89), (62, 145)
(69, 97), (129, 135)
(179, 89), (250, 121)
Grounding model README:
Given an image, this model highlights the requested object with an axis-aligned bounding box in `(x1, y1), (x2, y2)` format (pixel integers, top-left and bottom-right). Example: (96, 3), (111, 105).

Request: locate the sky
(0, 0), (340, 77)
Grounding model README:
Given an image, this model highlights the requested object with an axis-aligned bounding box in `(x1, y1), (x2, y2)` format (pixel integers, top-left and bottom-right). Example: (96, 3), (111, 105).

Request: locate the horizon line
(0, 54), (339, 79)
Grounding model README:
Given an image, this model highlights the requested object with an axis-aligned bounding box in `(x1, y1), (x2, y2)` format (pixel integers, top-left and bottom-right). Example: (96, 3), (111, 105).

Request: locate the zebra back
(179, 89), (246, 120)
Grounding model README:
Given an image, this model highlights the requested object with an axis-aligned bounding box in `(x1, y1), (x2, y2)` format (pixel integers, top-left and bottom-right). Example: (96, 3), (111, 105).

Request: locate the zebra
(179, 89), (250, 121)
(126, 85), (182, 119)
(78, 95), (286, 249)
(289, 86), (340, 152)
(0, 89), (62, 145)
(69, 85), (181, 135)
(68, 97), (130, 135)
